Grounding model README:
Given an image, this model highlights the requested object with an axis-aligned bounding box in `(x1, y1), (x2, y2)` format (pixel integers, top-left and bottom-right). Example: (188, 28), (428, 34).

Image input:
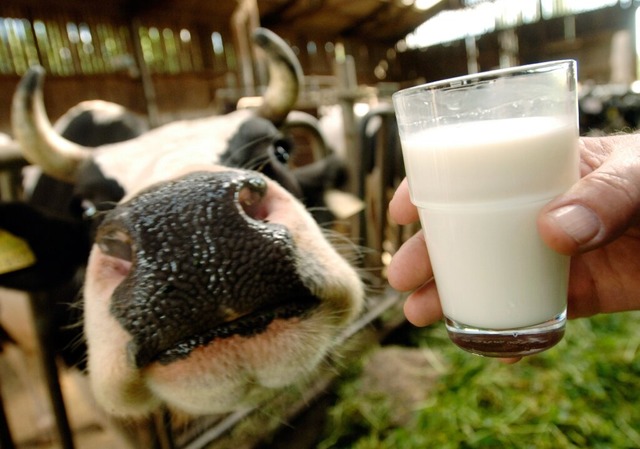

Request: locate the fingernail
(547, 204), (601, 245)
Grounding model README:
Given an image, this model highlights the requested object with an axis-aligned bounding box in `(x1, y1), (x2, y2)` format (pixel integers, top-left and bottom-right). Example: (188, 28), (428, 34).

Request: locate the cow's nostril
(97, 230), (133, 262)
(237, 177), (268, 221)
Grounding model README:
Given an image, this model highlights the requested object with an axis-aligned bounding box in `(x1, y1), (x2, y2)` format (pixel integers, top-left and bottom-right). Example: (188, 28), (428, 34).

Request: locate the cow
(0, 100), (149, 380)
(0, 28), (364, 421)
(25, 99), (149, 217)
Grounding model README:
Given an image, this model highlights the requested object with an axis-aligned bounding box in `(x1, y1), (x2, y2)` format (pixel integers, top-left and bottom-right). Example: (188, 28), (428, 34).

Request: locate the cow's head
(9, 28), (364, 417)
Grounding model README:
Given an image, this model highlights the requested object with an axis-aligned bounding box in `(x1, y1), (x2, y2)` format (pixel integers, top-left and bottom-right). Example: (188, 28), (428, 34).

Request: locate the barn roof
(1, 0), (464, 43)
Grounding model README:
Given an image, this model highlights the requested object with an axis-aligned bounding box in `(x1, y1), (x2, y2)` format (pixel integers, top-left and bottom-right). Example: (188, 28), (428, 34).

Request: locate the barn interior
(0, 0), (639, 448)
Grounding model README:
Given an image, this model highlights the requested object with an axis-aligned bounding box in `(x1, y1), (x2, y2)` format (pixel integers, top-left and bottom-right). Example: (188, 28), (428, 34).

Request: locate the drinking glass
(392, 60), (579, 357)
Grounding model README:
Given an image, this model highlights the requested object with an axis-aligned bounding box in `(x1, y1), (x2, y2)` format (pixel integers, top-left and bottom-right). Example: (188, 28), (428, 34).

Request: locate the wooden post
(130, 19), (161, 127)
(232, 0), (262, 97)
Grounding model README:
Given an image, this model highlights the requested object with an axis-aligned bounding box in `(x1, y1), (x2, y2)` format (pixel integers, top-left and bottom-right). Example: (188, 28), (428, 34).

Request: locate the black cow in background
(27, 100), (149, 221)
(0, 98), (149, 446)
(0, 100), (148, 372)
(579, 86), (640, 135)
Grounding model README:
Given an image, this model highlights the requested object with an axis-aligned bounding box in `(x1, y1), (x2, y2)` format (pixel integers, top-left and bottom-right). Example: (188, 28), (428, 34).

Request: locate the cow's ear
(0, 202), (90, 291)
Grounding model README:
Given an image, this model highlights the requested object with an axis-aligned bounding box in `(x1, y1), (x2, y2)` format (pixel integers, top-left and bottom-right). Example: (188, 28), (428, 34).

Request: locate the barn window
(162, 28), (180, 73)
(180, 28), (191, 43)
(307, 41), (317, 55)
(210, 31), (231, 72)
(137, 24), (203, 74)
(211, 31), (224, 55)
(406, 0), (620, 49)
(66, 22), (79, 43)
(325, 41), (334, 53)
(0, 16), (135, 76)
(540, 0), (618, 17)
(0, 17), (38, 74)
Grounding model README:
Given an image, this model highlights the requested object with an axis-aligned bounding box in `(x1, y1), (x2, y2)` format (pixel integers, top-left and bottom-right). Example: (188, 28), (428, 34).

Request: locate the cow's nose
(96, 172), (268, 263)
(100, 171), (318, 368)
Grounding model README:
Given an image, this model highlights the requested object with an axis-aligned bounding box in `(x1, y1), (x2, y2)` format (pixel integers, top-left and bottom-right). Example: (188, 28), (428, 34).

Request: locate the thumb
(538, 135), (640, 255)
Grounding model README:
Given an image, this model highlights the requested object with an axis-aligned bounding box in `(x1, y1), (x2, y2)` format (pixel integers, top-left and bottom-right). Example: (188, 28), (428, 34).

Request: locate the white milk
(402, 117), (579, 329)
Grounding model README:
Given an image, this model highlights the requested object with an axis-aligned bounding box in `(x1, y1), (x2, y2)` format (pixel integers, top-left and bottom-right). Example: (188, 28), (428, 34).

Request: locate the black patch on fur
(221, 117), (303, 198)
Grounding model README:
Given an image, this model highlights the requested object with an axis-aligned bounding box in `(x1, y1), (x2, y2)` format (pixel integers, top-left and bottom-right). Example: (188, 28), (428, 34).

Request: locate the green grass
(318, 311), (640, 449)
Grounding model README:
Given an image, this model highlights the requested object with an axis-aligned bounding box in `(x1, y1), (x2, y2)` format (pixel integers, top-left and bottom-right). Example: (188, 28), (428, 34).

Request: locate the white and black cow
(0, 28), (364, 418)
(0, 99), (149, 377)
(26, 99), (149, 218)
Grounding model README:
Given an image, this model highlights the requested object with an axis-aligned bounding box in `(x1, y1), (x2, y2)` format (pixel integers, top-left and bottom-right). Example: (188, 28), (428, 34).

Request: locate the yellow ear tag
(0, 229), (37, 275)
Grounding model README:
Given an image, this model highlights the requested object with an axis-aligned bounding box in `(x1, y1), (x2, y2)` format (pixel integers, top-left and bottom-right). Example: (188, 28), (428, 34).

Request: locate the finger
(403, 280), (443, 327)
(387, 230), (433, 292)
(538, 135), (640, 255)
(389, 178), (419, 225)
(565, 255), (600, 319)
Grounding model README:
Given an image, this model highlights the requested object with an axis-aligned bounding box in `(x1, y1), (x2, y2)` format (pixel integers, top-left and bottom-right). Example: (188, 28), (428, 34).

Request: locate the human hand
(388, 133), (640, 328)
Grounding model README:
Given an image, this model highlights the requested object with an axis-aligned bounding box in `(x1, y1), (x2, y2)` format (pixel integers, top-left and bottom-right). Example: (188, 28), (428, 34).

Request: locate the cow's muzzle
(94, 171), (319, 368)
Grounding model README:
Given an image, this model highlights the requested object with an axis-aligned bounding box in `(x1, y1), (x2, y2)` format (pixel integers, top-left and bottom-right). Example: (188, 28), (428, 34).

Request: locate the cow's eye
(273, 139), (291, 164)
(97, 230), (133, 262)
(81, 199), (97, 218)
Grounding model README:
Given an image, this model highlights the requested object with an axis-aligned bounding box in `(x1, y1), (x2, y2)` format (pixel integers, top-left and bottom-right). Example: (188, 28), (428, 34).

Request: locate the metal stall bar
(29, 293), (76, 449)
(0, 387), (15, 449)
(357, 104), (404, 273)
(0, 143), (27, 449)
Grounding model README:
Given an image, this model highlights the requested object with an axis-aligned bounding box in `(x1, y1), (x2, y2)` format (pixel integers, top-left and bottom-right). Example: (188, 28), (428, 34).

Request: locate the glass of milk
(392, 60), (579, 357)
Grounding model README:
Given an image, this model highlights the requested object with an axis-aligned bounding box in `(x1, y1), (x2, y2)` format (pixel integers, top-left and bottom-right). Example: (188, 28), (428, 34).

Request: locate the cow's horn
(11, 65), (92, 183)
(252, 28), (303, 127)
